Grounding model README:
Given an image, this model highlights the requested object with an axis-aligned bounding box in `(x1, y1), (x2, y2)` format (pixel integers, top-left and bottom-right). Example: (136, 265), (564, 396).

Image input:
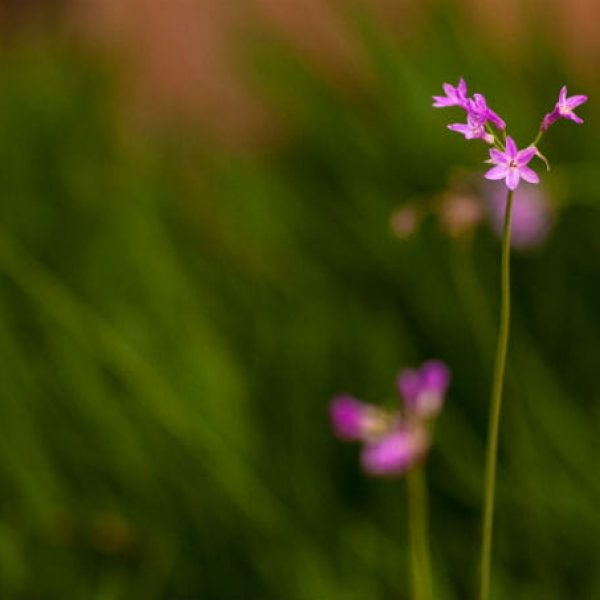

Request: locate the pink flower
(432, 78), (469, 108)
(541, 86), (588, 131)
(448, 114), (495, 144)
(329, 395), (387, 441)
(484, 137), (539, 191)
(435, 80), (506, 143)
(329, 362), (450, 477)
(484, 182), (553, 250)
(330, 395), (424, 476)
(467, 94), (506, 130)
(397, 360), (451, 420)
(390, 204), (422, 239)
(437, 192), (485, 238)
(361, 427), (429, 476)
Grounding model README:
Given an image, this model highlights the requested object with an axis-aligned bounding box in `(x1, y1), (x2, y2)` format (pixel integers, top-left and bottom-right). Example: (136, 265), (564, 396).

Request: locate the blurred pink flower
(438, 192), (485, 238)
(390, 204), (422, 239)
(361, 427), (430, 476)
(485, 182), (553, 250)
(329, 361), (450, 477)
(397, 360), (451, 420)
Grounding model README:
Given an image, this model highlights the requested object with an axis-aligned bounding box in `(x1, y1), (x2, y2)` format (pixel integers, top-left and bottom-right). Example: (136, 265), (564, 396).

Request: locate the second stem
(408, 465), (433, 600)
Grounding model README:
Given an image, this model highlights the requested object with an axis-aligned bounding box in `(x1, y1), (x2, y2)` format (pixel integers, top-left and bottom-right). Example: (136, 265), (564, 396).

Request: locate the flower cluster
(433, 79), (587, 191)
(329, 361), (450, 476)
(434, 78), (505, 144)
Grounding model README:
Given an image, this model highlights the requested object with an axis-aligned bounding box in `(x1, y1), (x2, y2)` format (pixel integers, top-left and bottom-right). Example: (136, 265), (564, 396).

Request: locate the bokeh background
(0, 1), (599, 599)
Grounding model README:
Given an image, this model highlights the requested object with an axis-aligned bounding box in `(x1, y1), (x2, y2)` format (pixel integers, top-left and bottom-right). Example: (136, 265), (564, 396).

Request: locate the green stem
(532, 129), (544, 146)
(407, 465), (433, 600)
(479, 189), (515, 600)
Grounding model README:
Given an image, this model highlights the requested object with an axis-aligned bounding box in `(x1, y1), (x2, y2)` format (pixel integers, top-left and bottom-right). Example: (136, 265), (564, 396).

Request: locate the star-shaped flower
(484, 137), (540, 191)
(541, 86), (588, 131)
(448, 114), (495, 144)
(432, 78), (469, 108)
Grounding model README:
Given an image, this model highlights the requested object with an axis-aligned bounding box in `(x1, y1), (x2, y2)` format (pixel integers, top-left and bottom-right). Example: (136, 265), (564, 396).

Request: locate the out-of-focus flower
(438, 191), (485, 238)
(390, 204), (422, 239)
(330, 395), (388, 440)
(485, 182), (553, 250)
(541, 86), (588, 131)
(485, 137), (539, 191)
(397, 360), (451, 420)
(432, 78), (469, 108)
(329, 361), (450, 477)
(361, 427), (429, 476)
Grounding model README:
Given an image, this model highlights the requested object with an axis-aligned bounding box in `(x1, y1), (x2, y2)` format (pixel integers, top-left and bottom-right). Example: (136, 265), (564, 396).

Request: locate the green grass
(0, 9), (599, 598)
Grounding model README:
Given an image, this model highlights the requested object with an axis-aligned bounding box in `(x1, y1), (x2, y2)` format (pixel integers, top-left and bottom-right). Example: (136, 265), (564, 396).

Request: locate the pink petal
(443, 83), (455, 97)
(397, 369), (421, 405)
(489, 148), (508, 164)
(448, 123), (470, 135)
(566, 94), (588, 109)
(568, 113), (584, 124)
(414, 361), (450, 419)
(559, 86), (568, 104)
(516, 146), (536, 166)
(433, 96), (454, 107)
(457, 78), (467, 97)
(360, 428), (429, 476)
(485, 165), (508, 180)
(519, 166), (540, 184)
(398, 361), (450, 419)
(487, 108), (506, 130)
(506, 168), (520, 190)
(421, 361), (451, 395)
(505, 136), (517, 159)
(329, 395), (370, 440)
(472, 93), (487, 109)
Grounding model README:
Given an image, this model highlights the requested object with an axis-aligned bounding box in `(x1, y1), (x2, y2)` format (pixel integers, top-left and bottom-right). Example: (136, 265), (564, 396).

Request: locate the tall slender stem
(407, 465), (433, 600)
(479, 189), (515, 600)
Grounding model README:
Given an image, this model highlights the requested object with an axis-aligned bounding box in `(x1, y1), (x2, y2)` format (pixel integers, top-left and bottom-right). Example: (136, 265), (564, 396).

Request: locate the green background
(0, 4), (598, 599)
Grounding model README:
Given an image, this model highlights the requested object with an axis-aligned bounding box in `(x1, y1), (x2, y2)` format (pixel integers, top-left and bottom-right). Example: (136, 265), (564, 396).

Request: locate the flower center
(363, 410), (396, 440)
(559, 105), (571, 116)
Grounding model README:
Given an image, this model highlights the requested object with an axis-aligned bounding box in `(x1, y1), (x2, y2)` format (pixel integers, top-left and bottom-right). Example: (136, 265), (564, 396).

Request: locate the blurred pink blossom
(438, 192), (485, 238)
(485, 182), (553, 250)
(390, 204), (422, 239)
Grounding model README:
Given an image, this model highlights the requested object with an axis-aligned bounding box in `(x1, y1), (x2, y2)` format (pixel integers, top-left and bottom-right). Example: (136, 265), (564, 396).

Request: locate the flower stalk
(432, 79), (587, 599)
(407, 465), (433, 600)
(479, 188), (514, 600)
(329, 364), (450, 600)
